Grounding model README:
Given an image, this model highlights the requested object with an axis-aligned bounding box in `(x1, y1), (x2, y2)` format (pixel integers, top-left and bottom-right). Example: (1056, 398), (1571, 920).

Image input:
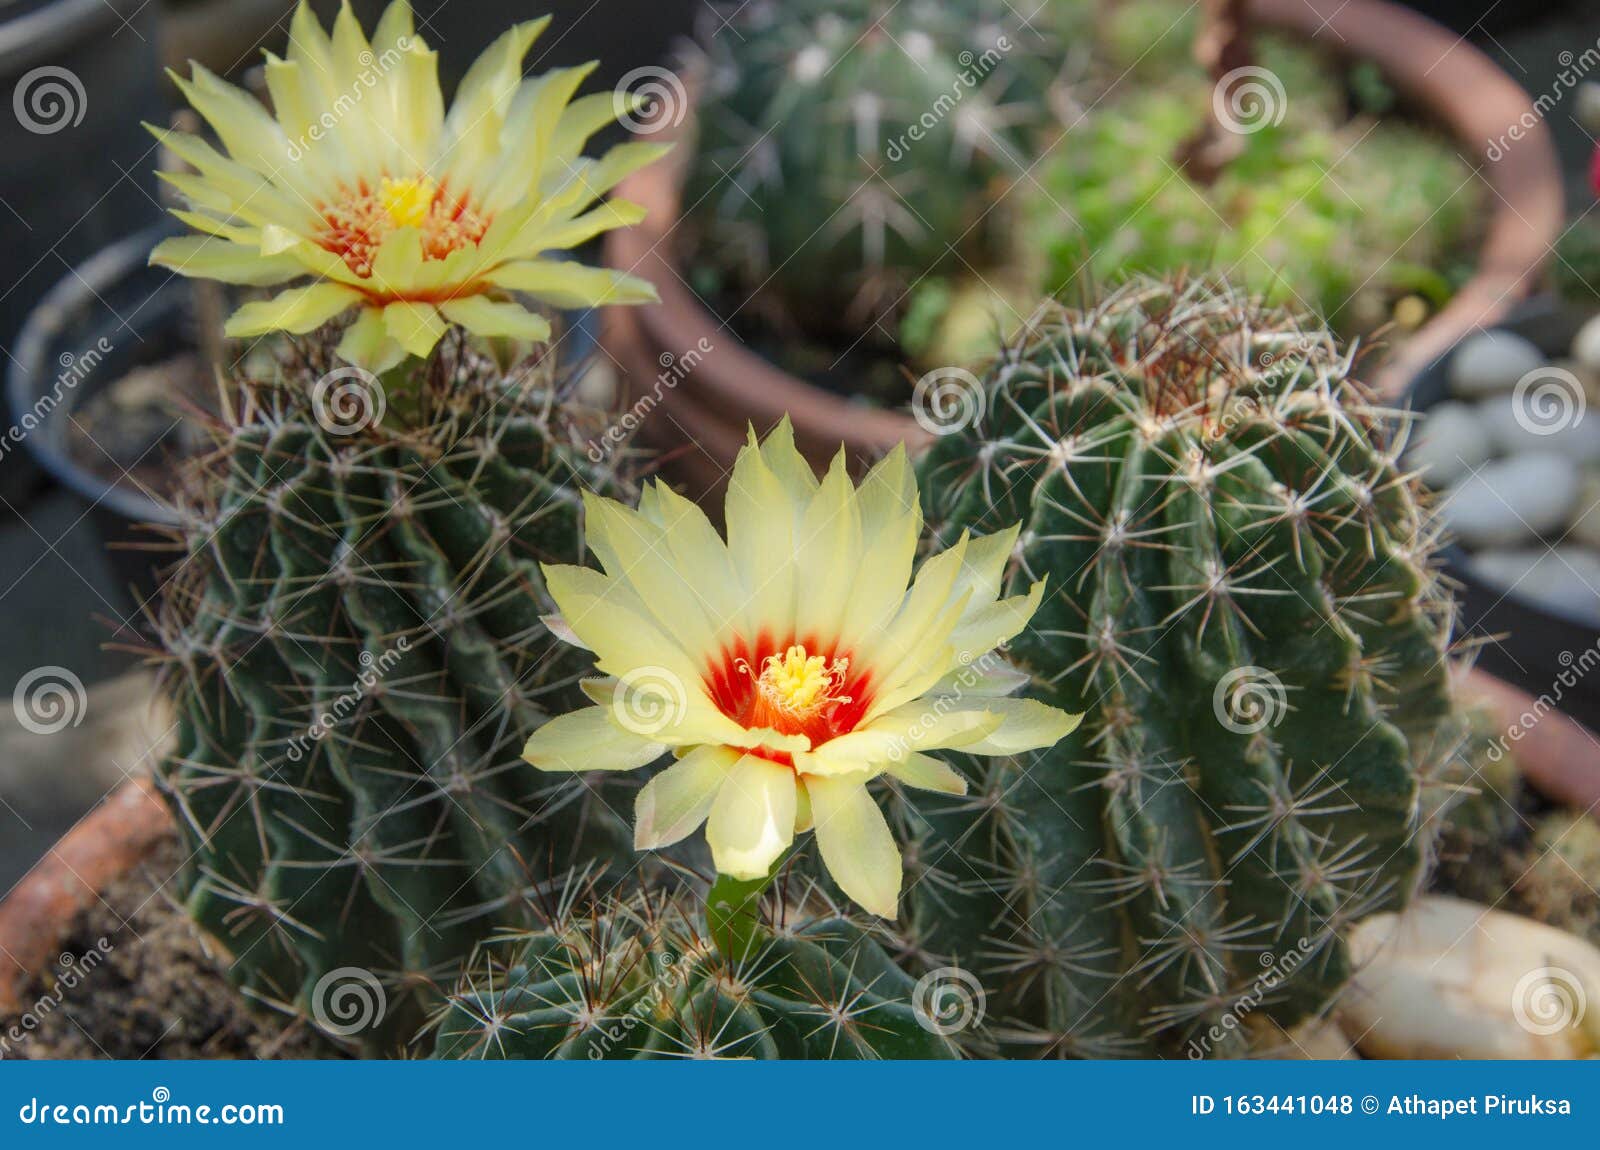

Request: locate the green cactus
(428, 876), (958, 1059)
(154, 334), (640, 1048)
(684, 0), (1060, 341)
(906, 276), (1466, 1057)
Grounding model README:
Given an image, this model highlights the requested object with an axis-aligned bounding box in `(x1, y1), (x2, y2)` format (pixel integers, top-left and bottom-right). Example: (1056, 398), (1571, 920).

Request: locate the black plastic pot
(0, 0), (165, 506)
(6, 224), (188, 608)
(1404, 297), (1600, 730)
(9, 224), (607, 612)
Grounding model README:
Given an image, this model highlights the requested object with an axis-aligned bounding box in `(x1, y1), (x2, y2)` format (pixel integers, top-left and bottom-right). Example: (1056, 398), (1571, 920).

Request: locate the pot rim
(0, 0), (151, 72)
(5, 222), (184, 527)
(0, 777), (171, 1016)
(603, 0), (1563, 458)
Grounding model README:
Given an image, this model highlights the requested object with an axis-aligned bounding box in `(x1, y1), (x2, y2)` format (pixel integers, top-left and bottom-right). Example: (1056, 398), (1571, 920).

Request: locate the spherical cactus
(154, 334), (641, 1049)
(907, 276), (1467, 1056)
(684, 0), (1060, 338)
(428, 878), (957, 1059)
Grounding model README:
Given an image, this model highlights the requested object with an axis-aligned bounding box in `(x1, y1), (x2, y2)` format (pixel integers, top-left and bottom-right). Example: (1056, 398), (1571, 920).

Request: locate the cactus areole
(911, 277), (1464, 1057)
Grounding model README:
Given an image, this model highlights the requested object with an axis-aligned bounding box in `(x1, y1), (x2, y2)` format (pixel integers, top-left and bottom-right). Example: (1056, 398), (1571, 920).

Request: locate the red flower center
(704, 635), (873, 766)
(317, 176), (489, 278)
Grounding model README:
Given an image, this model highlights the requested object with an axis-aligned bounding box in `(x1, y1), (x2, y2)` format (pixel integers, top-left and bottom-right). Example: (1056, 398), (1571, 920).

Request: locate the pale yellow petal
(705, 755), (798, 880)
(486, 260), (658, 307)
(802, 704), (1002, 775)
(149, 236), (302, 286)
(838, 444), (920, 646)
(335, 305), (407, 372)
(886, 752), (969, 796)
(382, 300), (447, 359)
(521, 706), (667, 773)
(794, 450), (861, 645)
(223, 282), (361, 337)
(581, 492), (724, 657)
(947, 579), (1046, 666)
(634, 744), (741, 850)
(520, 200), (646, 253)
(958, 698), (1081, 756)
(808, 777), (901, 918)
(438, 296), (552, 342)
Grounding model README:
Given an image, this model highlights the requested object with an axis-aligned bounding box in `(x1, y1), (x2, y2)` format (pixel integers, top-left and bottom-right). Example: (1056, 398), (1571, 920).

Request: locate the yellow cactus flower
(150, 0), (665, 371)
(523, 421), (1079, 919)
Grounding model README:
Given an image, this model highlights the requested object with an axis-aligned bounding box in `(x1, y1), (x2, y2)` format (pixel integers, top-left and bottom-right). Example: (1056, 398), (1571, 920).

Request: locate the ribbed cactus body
(685, 0), (1057, 338)
(430, 887), (956, 1059)
(156, 343), (636, 1046)
(910, 278), (1463, 1056)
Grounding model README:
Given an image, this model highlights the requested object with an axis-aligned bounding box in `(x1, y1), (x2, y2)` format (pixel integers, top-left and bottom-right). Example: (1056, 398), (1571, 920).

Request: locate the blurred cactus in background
(1030, 0), (1479, 338)
(683, 0), (1064, 344)
(906, 276), (1468, 1056)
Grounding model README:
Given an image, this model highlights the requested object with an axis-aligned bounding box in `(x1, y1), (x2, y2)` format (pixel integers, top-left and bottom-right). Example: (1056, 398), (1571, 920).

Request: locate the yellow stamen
(380, 175), (438, 228)
(754, 645), (851, 716)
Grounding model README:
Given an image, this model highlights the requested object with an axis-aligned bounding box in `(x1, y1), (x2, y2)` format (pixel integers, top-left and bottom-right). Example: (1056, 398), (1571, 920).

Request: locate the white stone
(1341, 896), (1600, 1059)
(1441, 452), (1580, 548)
(1448, 330), (1547, 397)
(1578, 81), (1600, 135)
(1573, 313), (1600, 377)
(1479, 393), (1600, 462)
(1470, 546), (1600, 622)
(1570, 473), (1600, 550)
(1409, 401), (1492, 486)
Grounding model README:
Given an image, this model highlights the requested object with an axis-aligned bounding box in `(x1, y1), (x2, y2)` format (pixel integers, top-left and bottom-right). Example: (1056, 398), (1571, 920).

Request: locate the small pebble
(1579, 81), (1600, 134)
(1479, 393), (1600, 462)
(1471, 546), (1600, 623)
(1573, 313), (1600, 377)
(1342, 896), (1600, 1060)
(1448, 330), (1548, 397)
(1442, 452), (1580, 548)
(1569, 472), (1600, 550)
(1408, 401), (1491, 485)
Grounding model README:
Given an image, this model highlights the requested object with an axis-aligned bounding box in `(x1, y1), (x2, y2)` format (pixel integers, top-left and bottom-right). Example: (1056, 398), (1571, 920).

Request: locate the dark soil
(63, 353), (215, 503)
(0, 836), (338, 1061)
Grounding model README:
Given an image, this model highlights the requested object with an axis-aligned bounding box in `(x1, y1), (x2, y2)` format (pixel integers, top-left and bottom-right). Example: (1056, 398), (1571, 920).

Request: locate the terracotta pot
(0, 778), (171, 1015)
(602, 0), (1562, 499)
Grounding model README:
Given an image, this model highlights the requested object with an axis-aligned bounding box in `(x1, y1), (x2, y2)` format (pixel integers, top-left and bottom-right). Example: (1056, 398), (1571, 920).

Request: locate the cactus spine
(684, 0), (1058, 340)
(155, 336), (638, 1047)
(908, 277), (1465, 1056)
(429, 877), (956, 1059)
